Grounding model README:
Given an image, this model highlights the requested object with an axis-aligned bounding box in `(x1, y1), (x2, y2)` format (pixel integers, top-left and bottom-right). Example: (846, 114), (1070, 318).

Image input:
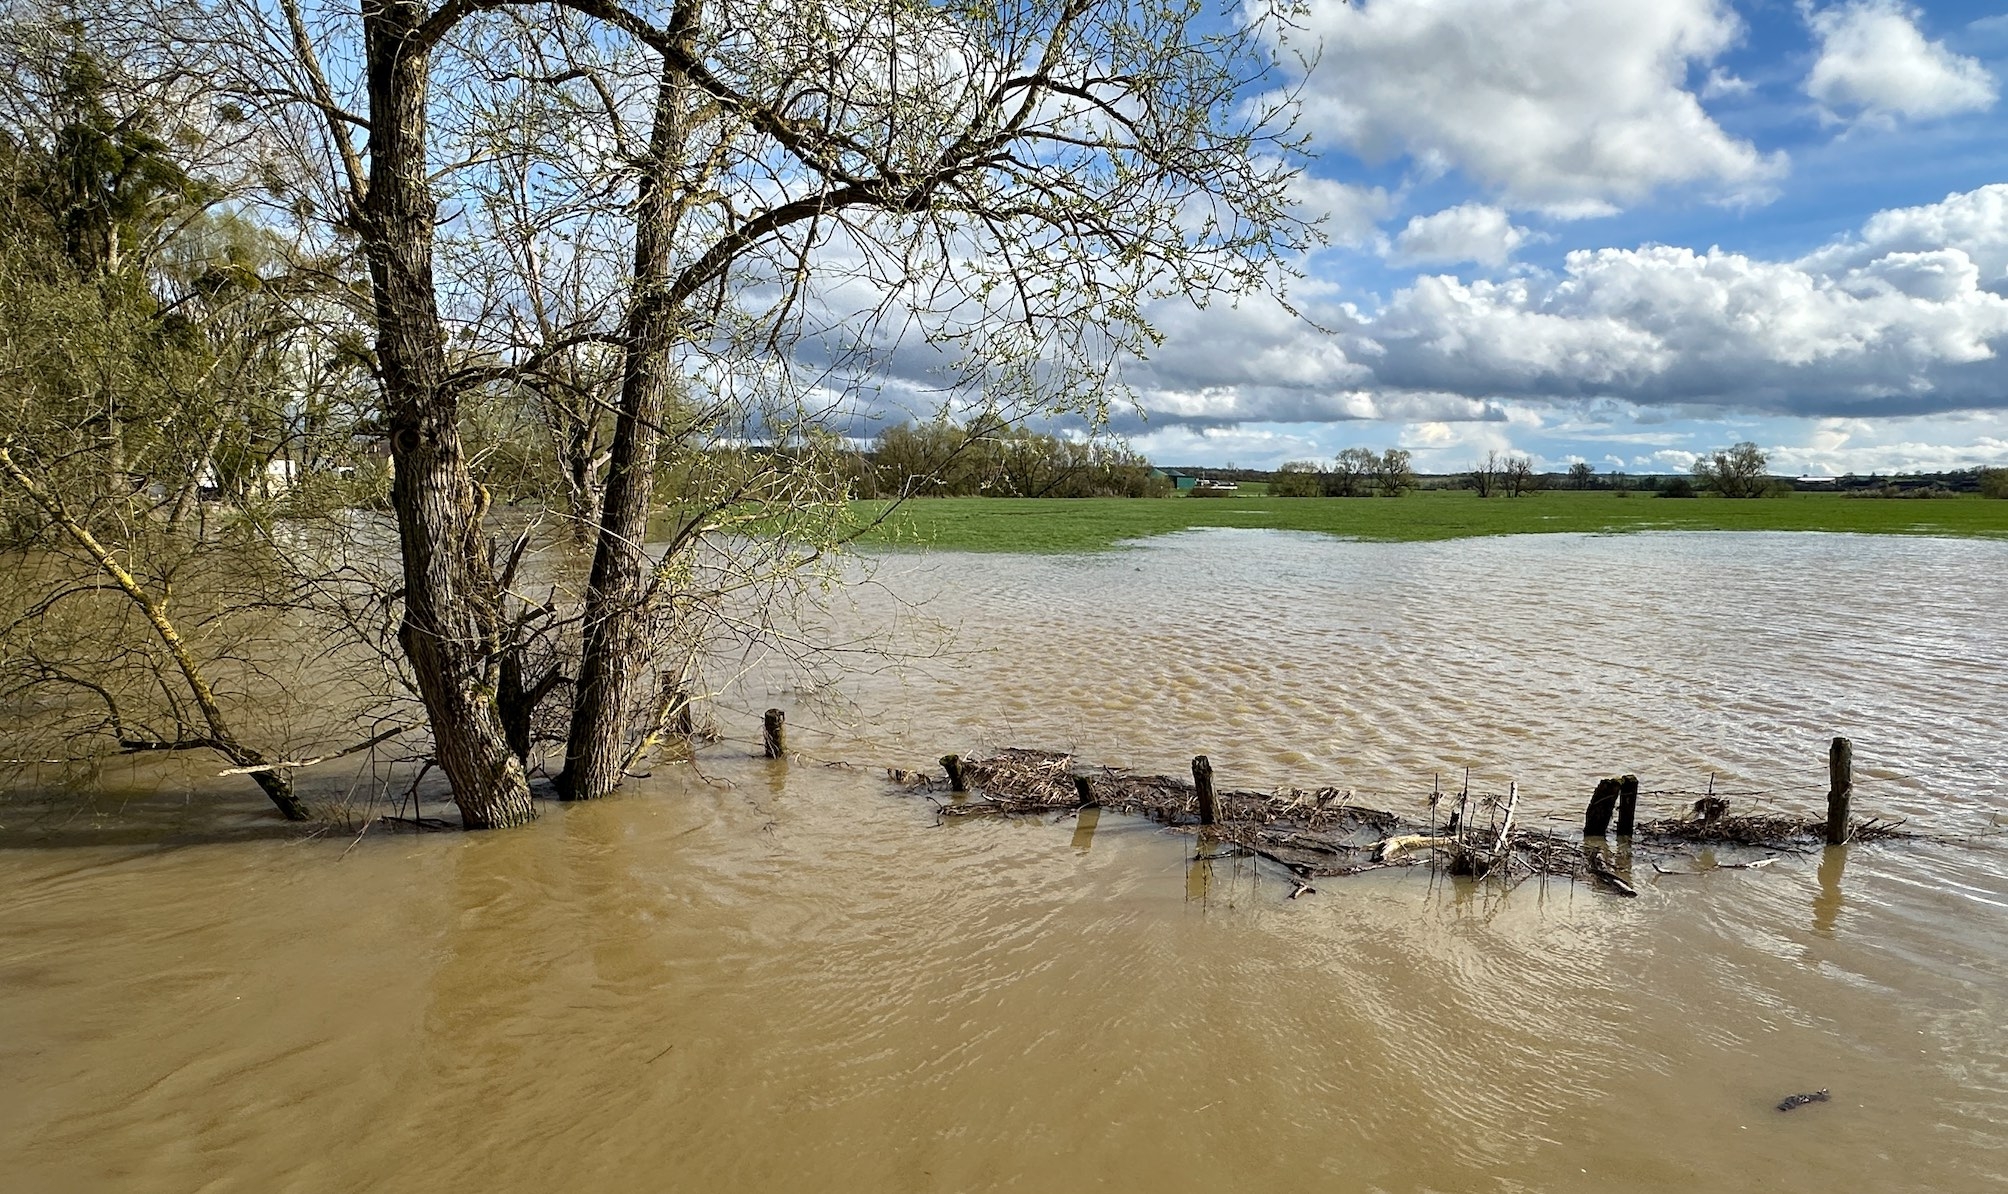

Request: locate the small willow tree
(1269, 461), (1325, 498)
(166, 0), (1317, 826)
(0, 24), (399, 822)
(1374, 448), (1414, 497)
(1692, 441), (1773, 499)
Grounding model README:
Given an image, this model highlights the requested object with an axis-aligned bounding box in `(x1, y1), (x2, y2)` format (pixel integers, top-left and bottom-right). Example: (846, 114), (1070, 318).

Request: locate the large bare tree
(160, 0), (1315, 826)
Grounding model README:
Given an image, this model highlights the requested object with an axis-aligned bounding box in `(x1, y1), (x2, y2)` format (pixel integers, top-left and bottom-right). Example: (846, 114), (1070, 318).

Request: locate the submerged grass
(855, 489), (2008, 553)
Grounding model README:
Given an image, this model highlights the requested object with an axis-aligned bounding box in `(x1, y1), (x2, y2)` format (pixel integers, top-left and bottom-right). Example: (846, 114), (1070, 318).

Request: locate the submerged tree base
(890, 749), (1916, 893)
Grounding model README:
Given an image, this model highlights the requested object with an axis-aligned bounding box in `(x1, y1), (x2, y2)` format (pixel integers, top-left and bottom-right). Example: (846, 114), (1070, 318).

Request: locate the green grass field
(853, 489), (2008, 553)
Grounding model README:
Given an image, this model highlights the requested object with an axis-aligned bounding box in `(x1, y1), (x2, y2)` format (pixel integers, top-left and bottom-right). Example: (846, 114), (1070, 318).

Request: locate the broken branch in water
(1649, 857), (1779, 876)
(376, 814), (456, 831)
(1584, 849), (1639, 898)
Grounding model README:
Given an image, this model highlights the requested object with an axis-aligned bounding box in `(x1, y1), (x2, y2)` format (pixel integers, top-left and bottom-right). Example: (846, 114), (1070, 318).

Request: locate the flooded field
(3, 531), (2004, 1193)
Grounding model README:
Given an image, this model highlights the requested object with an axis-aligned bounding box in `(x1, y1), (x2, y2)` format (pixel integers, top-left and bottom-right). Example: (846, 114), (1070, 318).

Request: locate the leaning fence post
(762, 709), (786, 759)
(1192, 755), (1217, 826)
(1615, 774), (1639, 837)
(1826, 737), (1853, 845)
(940, 754), (965, 792)
(1584, 777), (1620, 836)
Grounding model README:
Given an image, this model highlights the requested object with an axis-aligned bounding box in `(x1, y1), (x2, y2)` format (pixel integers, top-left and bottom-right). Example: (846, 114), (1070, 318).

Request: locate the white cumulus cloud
(1275, 0), (1782, 215)
(1287, 175), (1394, 248)
(1389, 204), (1532, 267)
(1805, 0), (1997, 122)
(1799, 183), (2008, 286)
(1366, 233), (2008, 413)
(1123, 186), (2008, 429)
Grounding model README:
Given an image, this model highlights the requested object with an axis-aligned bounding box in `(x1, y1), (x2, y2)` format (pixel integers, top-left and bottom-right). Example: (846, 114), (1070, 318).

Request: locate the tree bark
(363, 0), (534, 829)
(559, 395), (605, 551)
(559, 44), (694, 801)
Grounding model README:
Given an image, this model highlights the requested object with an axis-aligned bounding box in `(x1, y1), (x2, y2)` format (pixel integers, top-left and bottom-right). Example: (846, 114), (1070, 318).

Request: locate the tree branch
(217, 721), (420, 775)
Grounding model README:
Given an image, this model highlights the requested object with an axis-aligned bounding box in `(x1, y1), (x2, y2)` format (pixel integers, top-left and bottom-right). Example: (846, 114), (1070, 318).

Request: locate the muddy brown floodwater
(3, 531), (2004, 1193)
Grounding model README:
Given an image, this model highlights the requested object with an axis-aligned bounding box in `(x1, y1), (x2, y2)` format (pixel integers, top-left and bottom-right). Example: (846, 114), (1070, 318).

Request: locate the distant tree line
(848, 417), (1169, 499)
(1473, 442), (1783, 498)
(1246, 451), (2007, 501)
(1679, 444), (2008, 499)
(1551, 449), (2006, 498)
(1828, 466), (2008, 498)
(1271, 448), (1416, 497)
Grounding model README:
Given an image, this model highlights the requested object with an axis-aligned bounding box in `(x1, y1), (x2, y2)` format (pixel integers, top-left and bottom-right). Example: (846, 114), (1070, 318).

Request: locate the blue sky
(1113, 0), (2008, 476)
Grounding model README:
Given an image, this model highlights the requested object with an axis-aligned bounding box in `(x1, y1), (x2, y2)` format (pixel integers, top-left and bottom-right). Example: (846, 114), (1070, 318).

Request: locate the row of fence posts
(761, 711), (1858, 849)
(1185, 742), (1854, 844)
(1576, 737), (1853, 845)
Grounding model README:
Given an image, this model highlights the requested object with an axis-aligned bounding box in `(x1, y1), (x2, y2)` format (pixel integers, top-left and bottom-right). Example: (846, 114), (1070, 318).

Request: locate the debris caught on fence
(886, 747), (1916, 894)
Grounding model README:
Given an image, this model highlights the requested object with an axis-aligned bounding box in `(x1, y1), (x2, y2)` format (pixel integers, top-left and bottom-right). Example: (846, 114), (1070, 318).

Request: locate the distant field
(853, 489), (2008, 552)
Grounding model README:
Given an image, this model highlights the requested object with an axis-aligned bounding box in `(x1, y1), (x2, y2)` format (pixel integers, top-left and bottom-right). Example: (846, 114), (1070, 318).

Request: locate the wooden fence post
(762, 709), (786, 759)
(1826, 737), (1852, 845)
(1584, 777), (1619, 836)
(1192, 755), (1217, 826)
(940, 754), (965, 792)
(1615, 774), (1639, 837)
(1073, 772), (1095, 805)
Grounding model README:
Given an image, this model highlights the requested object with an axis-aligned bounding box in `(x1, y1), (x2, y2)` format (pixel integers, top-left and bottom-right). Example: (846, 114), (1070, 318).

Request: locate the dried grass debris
(898, 750), (1922, 891)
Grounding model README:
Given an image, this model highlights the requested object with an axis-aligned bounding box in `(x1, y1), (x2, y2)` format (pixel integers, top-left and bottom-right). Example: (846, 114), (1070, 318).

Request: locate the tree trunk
(558, 52), (693, 802)
(562, 405), (604, 551)
(166, 413), (229, 532)
(364, 0), (533, 830)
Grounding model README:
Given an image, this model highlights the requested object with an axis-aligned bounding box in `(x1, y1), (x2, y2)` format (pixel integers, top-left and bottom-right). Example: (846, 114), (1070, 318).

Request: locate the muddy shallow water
(3, 530), (2004, 1193)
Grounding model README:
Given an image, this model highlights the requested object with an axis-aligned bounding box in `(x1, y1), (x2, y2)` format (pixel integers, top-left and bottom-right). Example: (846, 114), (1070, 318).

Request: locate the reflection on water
(1814, 844), (1848, 935)
(1070, 804), (1100, 853)
(2, 531), (2005, 1193)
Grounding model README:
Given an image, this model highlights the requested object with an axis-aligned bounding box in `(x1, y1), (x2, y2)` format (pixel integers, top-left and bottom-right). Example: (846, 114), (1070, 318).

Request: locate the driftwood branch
(1375, 833), (1454, 862)
(217, 722), (420, 775)
(1584, 850), (1638, 897)
(120, 737), (223, 753)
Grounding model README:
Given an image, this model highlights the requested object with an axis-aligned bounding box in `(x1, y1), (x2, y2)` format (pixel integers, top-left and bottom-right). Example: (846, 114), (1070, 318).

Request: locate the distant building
(196, 456), (305, 500)
(1153, 469), (1237, 495)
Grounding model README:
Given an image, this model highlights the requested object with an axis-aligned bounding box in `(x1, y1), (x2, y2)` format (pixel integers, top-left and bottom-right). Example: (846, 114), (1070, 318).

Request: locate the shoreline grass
(854, 489), (2008, 553)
